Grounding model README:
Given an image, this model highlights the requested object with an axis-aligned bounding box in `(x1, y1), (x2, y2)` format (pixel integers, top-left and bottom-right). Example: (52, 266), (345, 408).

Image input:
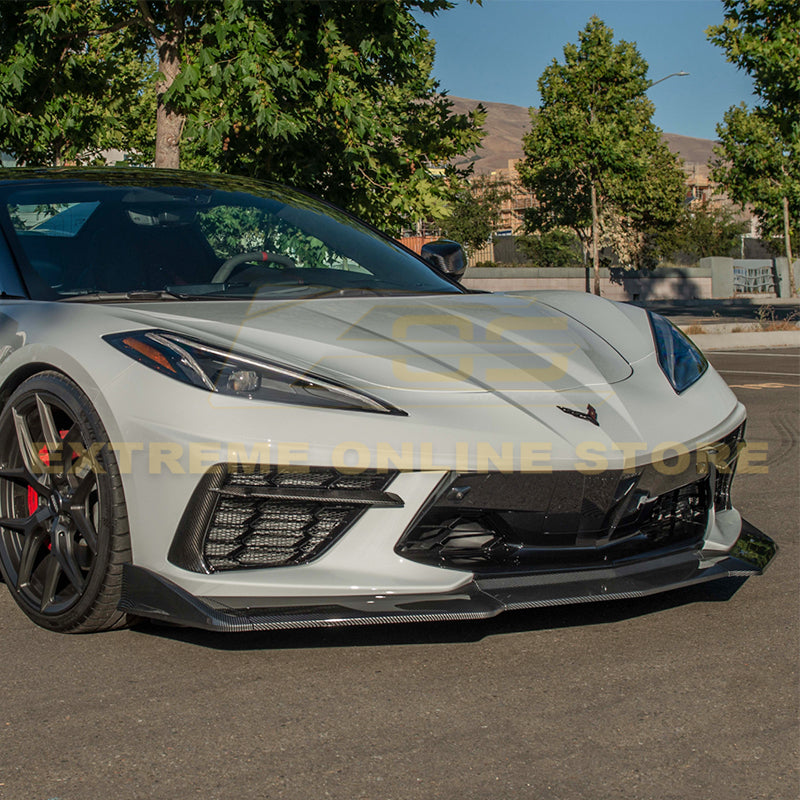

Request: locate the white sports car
(0, 169), (775, 633)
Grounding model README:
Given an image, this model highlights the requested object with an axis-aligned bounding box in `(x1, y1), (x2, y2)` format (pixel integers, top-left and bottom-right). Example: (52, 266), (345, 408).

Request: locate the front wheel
(0, 372), (133, 632)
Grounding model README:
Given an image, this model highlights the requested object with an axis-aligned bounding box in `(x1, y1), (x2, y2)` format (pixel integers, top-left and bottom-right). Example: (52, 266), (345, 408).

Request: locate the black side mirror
(420, 239), (467, 281)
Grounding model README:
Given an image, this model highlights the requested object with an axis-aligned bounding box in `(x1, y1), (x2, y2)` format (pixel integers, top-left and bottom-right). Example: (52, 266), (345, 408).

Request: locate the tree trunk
(783, 195), (797, 297)
(148, 2), (186, 170)
(591, 182), (600, 296)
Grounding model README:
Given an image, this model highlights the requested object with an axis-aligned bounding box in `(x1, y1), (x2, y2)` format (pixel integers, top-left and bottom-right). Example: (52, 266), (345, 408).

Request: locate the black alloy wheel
(0, 372), (133, 632)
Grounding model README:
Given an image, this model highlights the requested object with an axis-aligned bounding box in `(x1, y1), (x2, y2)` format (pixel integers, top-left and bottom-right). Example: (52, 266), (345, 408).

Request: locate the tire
(0, 372), (133, 633)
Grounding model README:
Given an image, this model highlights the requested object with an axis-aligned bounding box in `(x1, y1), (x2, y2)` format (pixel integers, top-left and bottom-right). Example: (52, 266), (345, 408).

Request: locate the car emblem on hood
(557, 403), (599, 426)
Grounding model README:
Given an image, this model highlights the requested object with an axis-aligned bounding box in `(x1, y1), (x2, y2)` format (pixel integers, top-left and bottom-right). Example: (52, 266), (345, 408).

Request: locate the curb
(684, 330), (800, 351)
(677, 321), (792, 335)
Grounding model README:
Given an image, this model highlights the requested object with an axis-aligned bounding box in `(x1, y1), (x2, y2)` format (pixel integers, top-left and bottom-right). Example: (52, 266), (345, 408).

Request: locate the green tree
(707, 0), (799, 140)
(515, 230), (582, 268)
(0, 0), (485, 232)
(708, 0), (799, 294)
(659, 200), (749, 263)
(0, 2), (155, 165)
(434, 175), (511, 252)
(712, 106), (798, 260)
(517, 17), (685, 293)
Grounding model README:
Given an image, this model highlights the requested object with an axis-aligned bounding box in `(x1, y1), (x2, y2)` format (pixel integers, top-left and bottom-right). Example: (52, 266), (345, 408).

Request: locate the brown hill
(447, 95), (716, 174)
(661, 132), (717, 168)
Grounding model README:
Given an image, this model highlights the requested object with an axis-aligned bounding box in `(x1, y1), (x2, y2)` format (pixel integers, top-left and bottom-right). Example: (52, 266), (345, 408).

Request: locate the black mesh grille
(205, 498), (359, 571)
(225, 469), (389, 490)
(638, 483), (707, 543)
(398, 478), (710, 572)
(196, 467), (397, 572)
(397, 427), (745, 575)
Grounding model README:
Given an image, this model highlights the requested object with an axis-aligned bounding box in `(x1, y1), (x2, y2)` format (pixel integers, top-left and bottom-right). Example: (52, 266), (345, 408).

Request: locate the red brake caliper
(26, 447), (49, 516)
(27, 432), (71, 549)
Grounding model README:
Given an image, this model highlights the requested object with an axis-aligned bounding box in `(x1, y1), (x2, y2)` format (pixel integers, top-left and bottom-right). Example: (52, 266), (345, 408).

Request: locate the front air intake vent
(712, 423), (745, 511)
(204, 497), (362, 571)
(169, 466), (401, 573)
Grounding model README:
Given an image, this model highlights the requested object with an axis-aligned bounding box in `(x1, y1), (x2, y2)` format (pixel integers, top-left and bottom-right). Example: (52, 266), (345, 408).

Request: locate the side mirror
(420, 239), (467, 281)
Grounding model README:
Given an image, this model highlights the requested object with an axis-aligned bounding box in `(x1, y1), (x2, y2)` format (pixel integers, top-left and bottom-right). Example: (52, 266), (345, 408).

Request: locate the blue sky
(417, 0), (757, 140)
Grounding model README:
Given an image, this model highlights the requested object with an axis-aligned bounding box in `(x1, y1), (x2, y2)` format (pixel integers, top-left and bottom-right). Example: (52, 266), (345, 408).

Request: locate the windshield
(0, 171), (463, 301)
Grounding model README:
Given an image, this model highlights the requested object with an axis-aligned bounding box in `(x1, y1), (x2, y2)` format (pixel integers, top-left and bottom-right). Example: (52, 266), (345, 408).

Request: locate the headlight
(647, 312), (708, 393)
(104, 330), (405, 415)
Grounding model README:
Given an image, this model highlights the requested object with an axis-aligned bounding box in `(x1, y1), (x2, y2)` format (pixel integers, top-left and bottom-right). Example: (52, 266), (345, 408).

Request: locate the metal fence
(470, 240), (495, 264)
(733, 262), (776, 294)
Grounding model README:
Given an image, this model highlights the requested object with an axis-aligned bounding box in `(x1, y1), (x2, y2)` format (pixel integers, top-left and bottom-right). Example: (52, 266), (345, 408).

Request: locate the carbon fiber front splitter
(118, 521), (777, 633)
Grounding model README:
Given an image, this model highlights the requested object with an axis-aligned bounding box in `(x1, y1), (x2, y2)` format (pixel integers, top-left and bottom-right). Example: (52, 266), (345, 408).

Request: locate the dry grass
(680, 305), (800, 337)
(755, 305), (800, 331)
(684, 323), (706, 335)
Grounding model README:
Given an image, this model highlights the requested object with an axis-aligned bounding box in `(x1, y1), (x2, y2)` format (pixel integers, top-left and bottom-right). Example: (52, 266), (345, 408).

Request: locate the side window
(8, 202), (99, 237)
(6, 201), (100, 291)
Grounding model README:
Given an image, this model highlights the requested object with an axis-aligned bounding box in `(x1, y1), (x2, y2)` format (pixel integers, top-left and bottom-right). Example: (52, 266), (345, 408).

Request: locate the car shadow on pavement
(130, 576), (748, 651)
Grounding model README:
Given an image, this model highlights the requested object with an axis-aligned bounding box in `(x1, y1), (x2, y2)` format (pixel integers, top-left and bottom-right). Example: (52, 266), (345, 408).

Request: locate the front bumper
(119, 521), (777, 632)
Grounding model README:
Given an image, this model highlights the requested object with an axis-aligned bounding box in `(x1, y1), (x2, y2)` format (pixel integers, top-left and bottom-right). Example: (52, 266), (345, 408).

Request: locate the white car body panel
(0, 169), (775, 633)
(0, 292), (745, 601)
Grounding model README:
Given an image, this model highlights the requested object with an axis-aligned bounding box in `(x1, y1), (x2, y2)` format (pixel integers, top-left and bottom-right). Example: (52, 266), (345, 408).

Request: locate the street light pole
(648, 71), (690, 88)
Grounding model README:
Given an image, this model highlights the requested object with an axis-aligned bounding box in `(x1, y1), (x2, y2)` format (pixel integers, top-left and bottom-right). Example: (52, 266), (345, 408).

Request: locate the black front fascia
(395, 426), (745, 574)
(119, 521), (776, 633)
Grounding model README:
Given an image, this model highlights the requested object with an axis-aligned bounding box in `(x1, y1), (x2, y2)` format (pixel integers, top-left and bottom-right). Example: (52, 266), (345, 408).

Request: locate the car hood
(105, 293), (633, 394)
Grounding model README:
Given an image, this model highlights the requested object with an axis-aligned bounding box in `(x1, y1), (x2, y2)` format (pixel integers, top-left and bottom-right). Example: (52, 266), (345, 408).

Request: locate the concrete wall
(462, 266), (714, 301)
(462, 259), (800, 300)
(700, 257), (735, 298)
(774, 258), (800, 299)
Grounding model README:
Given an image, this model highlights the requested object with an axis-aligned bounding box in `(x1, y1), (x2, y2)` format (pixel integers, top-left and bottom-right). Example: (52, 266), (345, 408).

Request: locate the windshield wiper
(299, 286), (385, 298)
(59, 290), (195, 303)
(188, 284), (386, 300)
(57, 284), (445, 303)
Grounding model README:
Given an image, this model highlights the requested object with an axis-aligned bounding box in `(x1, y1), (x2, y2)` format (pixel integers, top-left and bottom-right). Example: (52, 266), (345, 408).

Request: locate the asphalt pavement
(0, 348), (798, 800)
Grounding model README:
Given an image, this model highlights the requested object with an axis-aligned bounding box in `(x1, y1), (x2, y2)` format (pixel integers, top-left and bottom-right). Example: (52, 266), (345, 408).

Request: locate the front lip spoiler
(118, 521), (777, 633)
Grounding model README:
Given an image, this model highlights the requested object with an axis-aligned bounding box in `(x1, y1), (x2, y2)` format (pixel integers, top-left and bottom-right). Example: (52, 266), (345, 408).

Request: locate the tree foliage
(515, 229), (582, 268)
(517, 17), (685, 291)
(707, 0), (799, 141)
(707, 1), (799, 277)
(434, 175), (511, 251)
(659, 200), (749, 263)
(0, 1), (155, 165)
(0, 0), (485, 233)
(712, 105), (798, 253)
